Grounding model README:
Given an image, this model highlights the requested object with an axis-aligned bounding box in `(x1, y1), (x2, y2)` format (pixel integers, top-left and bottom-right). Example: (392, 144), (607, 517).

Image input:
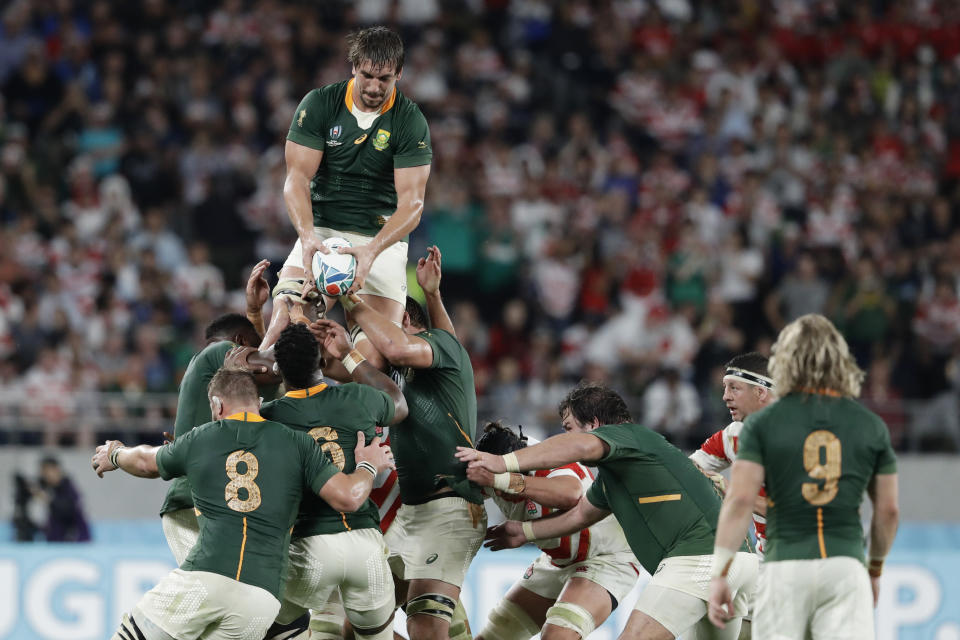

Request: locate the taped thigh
(544, 601), (596, 640)
(347, 597), (396, 640)
(479, 598), (541, 640)
(404, 592), (457, 623)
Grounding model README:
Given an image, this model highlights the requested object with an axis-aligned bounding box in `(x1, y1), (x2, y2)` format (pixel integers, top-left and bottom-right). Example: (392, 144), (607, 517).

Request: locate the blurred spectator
(764, 252), (830, 331)
(37, 456), (90, 542)
(642, 366), (701, 446)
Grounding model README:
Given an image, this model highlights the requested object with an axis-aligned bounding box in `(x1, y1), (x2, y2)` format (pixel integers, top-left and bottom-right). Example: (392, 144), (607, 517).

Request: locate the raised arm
(283, 140), (325, 286)
(485, 494), (610, 551)
(245, 259), (272, 338)
(416, 245), (455, 336)
(341, 164), (430, 295)
(866, 472), (900, 605)
(92, 441), (161, 479)
(313, 318), (408, 424)
(456, 433), (608, 474)
(345, 295), (435, 368)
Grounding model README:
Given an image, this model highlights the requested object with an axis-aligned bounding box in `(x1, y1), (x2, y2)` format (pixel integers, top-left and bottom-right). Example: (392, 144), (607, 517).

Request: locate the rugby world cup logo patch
(327, 125), (343, 146)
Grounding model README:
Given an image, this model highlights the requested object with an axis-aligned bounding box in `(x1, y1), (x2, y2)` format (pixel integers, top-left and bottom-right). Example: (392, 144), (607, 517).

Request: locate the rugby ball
(312, 237), (356, 296)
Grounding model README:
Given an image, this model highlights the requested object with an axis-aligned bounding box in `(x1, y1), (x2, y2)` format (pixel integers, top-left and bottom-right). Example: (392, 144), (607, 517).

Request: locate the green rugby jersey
(393, 329), (483, 505)
(737, 392), (897, 562)
(261, 382), (394, 537)
(585, 423), (735, 574)
(287, 80), (432, 237)
(160, 341), (232, 516)
(156, 412), (338, 599)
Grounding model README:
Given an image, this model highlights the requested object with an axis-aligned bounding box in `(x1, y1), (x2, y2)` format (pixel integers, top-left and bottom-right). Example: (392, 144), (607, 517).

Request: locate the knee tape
(449, 598), (474, 640)
(404, 592), (456, 622)
(480, 599), (541, 640)
(308, 603), (346, 640)
(544, 602), (596, 639)
(273, 278), (319, 304)
(263, 611), (310, 640)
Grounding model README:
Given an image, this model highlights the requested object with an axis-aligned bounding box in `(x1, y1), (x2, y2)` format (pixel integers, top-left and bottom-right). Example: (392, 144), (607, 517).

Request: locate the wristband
(342, 349), (366, 375)
(356, 461), (377, 478)
(109, 446), (126, 469)
(522, 521), (536, 541)
(502, 452), (520, 473)
(710, 547), (736, 578)
(493, 472), (526, 495)
(867, 557), (884, 578)
(340, 294), (362, 312)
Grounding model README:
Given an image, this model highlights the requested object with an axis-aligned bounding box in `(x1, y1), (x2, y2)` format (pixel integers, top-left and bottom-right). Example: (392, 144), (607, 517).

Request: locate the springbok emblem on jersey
(298, 109), (307, 126)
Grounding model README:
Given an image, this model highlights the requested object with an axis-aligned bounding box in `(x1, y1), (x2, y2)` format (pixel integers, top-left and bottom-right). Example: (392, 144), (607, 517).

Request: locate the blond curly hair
(769, 314), (865, 398)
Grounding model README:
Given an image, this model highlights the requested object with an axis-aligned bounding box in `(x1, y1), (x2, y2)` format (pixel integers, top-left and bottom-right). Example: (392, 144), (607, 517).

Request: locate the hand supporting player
(312, 318), (354, 360)
(465, 464), (495, 488)
(707, 577), (734, 629)
(92, 440), (125, 478)
(225, 346), (269, 375)
(484, 521), (527, 551)
(455, 446), (507, 473)
(354, 431), (395, 473)
(338, 243), (376, 295)
(416, 245), (442, 294)
(245, 259), (271, 314)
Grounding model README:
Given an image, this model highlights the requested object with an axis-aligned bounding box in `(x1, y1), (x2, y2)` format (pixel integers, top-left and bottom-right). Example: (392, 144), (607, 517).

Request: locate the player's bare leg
(617, 611), (674, 640)
(476, 585), (550, 640)
(404, 578), (462, 640)
(346, 294), (403, 372)
(541, 578), (615, 640)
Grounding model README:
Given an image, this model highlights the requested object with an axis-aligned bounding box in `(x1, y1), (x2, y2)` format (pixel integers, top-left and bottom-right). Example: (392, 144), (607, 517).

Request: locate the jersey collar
(344, 79), (397, 116)
(285, 383), (328, 399)
(224, 412), (266, 422)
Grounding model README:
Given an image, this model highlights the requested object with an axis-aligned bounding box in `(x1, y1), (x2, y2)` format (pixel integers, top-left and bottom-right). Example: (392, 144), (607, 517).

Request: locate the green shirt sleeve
(287, 89), (327, 150)
(156, 426), (201, 480)
(874, 418), (897, 475)
(361, 386), (395, 426)
(586, 474), (610, 510)
(590, 424), (634, 462)
(736, 415), (764, 465)
(298, 431), (340, 494)
(393, 104), (432, 169)
(417, 329), (462, 370)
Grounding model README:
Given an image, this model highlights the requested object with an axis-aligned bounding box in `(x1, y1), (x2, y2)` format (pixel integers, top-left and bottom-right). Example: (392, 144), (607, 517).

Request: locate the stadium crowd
(2, 0), (960, 450)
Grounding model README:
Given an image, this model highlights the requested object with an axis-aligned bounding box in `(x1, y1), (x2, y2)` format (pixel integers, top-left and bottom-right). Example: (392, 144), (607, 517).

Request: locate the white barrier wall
(1, 542), (958, 639)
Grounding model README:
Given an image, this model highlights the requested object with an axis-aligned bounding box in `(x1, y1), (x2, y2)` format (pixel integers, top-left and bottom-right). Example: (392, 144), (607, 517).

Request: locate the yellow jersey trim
(637, 494), (682, 505)
(224, 412), (265, 422)
(817, 507), (827, 558)
(344, 79), (397, 116)
(285, 383), (329, 399)
(236, 516), (248, 580)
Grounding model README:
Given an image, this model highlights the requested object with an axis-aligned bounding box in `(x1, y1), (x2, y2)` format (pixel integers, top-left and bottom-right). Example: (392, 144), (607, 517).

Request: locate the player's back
(741, 392), (896, 562)
(261, 382), (394, 536)
(156, 413), (336, 598)
(393, 328), (482, 504)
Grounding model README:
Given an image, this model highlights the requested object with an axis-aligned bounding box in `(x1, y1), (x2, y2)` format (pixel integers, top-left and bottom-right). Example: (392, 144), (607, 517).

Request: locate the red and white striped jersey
(495, 461), (632, 567)
(690, 421), (768, 555)
(371, 436), (402, 534)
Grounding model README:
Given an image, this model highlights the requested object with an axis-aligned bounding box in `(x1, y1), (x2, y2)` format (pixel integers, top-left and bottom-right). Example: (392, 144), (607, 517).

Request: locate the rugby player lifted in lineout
(266, 25), (432, 371)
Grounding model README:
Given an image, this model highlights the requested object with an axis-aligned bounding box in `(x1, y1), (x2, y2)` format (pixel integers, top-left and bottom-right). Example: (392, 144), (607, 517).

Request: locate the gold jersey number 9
(801, 430), (842, 506)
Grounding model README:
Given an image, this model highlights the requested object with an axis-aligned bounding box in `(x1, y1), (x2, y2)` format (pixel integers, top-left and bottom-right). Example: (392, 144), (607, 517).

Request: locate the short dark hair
(405, 296), (429, 330)
(274, 323), (319, 390)
(347, 26), (404, 73)
(558, 382), (631, 426)
(205, 313), (259, 346)
(476, 422), (527, 455)
(208, 367), (258, 403)
(725, 352), (769, 378)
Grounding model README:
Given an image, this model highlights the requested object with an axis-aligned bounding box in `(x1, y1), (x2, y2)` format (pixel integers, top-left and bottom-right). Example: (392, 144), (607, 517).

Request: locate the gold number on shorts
(801, 430), (842, 506)
(308, 426), (345, 470)
(225, 450), (262, 512)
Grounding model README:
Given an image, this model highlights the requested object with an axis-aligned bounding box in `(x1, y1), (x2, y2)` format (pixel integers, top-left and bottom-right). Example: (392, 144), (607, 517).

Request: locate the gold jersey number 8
(801, 430), (842, 506)
(225, 450), (262, 512)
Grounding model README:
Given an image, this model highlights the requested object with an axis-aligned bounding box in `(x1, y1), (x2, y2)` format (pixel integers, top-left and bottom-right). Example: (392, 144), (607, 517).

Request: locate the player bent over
(319, 246), (484, 640)
(459, 383), (758, 640)
(709, 315), (899, 639)
(468, 422), (639, 640)
(266, 26), (432, 368)
(92, 368), (393, 640)
(260, 322), (408, 640)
